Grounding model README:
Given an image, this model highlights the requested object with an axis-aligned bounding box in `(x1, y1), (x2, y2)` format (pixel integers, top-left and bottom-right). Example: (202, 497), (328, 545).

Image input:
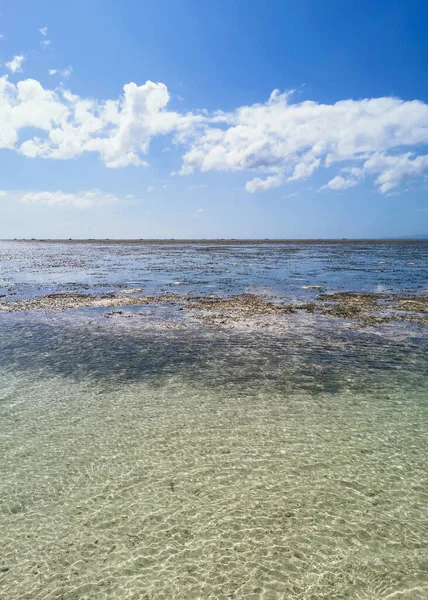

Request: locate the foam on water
(0, 310), (427, 599)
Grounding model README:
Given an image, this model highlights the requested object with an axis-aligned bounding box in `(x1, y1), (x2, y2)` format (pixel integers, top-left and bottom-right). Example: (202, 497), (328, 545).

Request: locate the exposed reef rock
(1, 290), (427, 327)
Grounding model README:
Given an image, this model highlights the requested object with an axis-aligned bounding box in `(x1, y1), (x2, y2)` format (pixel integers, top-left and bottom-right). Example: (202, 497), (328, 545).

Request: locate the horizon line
(1, 237), (428, 243)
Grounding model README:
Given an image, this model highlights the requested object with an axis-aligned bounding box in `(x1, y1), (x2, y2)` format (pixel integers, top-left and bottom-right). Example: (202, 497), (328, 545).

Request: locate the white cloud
(0, 76), (204, 167)
(49, 66), (73, 79)
(39, 27), (51, 47)
(0, 190), (7, 197)
(5, 54), (24, 73)
(147, 186), (154, 192)
(245, 174), (283, 193)
(196, 208), (203, 213)
(2, 76), (428, 194)
(61, 66), (73, 79)
(49, 67), (72, 78)
(180, 89), (428, 193)
(0, 34), (4, 40)
(20, 189), (124, 209)
(288, 158), (321, 181)
(322, 153), (428, 193)
(362, 152), (428, 193)
(322, 175), (359, 191)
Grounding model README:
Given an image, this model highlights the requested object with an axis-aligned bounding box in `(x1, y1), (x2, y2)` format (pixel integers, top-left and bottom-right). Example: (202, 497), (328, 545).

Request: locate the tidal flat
(0, 240), (427, 599)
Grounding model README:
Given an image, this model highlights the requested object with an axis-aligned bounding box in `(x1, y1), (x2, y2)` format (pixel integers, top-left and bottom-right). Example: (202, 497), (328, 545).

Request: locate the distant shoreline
(1, 238), (428, 244)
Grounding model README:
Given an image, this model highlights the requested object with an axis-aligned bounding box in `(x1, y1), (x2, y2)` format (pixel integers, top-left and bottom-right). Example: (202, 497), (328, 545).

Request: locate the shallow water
(1, 242), (428, 599)
(1, 240), (428, 300)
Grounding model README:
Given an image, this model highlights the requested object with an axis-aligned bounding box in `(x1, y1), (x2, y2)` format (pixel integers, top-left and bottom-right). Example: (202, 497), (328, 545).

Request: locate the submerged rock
(184, 294), (295, 326)
(316, 292), (428, 325)
(0, 292), (181, 313)
(0, 289), (427, 328)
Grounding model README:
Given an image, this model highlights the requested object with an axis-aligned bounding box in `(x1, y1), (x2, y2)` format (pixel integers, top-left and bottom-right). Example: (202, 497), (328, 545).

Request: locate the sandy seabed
(1, 240), (427, 599)
(0, 301), (427, 600)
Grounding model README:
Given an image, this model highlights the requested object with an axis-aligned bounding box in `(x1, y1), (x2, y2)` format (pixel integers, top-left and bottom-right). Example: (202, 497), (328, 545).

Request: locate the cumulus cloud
(20, 189), (123, 209)
(322, 175), (359, 191)
(362, 152), (428, 193)
(0, 76), (204, 167)
(5, 54), (24, 73)
(288, 158), (321, 182)
(2, 75), (428, 194)
(180, 89), (428, 193)
(321, 153), (428, 192)
(245, 174), (283, 193)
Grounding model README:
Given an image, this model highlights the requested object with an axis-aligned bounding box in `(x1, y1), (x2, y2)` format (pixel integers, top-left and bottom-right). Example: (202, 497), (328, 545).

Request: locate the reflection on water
(1, 309), (427, 599)
(1, 240), (428, 300)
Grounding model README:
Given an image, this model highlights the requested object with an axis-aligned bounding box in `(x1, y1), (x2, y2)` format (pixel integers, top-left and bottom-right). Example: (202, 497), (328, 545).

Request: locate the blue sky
(1, 0), (428, 238)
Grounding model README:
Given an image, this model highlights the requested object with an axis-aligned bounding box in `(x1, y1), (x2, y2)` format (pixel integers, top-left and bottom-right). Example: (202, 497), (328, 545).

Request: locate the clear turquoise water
(0, 242), (427, 599)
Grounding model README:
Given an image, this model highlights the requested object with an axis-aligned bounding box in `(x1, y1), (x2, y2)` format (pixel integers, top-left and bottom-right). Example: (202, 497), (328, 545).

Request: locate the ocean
(0, 240), (427, 599)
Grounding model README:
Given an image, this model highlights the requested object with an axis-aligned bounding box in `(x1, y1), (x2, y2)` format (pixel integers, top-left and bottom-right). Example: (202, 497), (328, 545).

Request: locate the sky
(1, 0), (428, 239)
